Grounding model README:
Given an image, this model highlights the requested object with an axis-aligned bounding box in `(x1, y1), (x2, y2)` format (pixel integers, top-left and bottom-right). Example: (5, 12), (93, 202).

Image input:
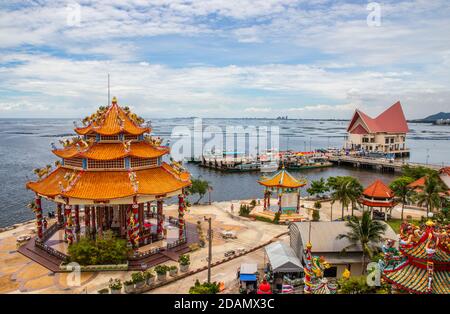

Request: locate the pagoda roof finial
(112, 96), (118, 105)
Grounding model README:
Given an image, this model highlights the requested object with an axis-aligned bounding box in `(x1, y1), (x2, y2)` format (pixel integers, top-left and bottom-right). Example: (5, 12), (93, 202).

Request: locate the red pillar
(278, 192), (282, 213)
(84, 206), (91, 237)
(64, 204), (73, 244)
(138, 203), (144, 234)
(131, 196), (140, 247)
(56, 203), (63, 225)
(91, 206), (96, 236)
(178, 193), (185, 240)
(74, 205), (80, 234)
(98, 207), (103, 237)
(157, 199), (164, 239)
(35, 195), (43, 240)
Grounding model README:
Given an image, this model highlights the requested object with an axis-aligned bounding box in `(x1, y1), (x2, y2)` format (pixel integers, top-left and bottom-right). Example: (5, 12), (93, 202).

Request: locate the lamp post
(204, 216), (212, 283)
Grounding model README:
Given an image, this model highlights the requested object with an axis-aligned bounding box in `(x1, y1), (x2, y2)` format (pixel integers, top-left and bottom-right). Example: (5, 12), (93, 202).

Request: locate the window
(64, 157), (83, 168)
(86, 134), (97, 141)
(324, 266), (337, 278)
(124, 134), (138, 141)
(100, 135), (119, 141)
(385, 138), (389, 144)
(130, 157), (157, 168)
(87, 158), (124, 169)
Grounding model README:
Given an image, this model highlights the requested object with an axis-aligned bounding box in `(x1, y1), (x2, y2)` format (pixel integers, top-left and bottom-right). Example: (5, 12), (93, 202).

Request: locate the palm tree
(336, 211), (387, 274)
(329, 176), (361, 219)
(389, 176), (415, 221)
(415, 174), (444, 217)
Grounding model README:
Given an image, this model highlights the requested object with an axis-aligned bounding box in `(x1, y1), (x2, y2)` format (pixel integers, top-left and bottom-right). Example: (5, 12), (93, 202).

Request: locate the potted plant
(98, 288), (109, 294)
(169, 265), (178, 277)
(179, 254), (191, 272)
(131, 272), (145, 289)
(143, 270), (155, 286)
(123, 280), (134, 293)
(155, 265), (169, 281)
(108, 278), (122, 294)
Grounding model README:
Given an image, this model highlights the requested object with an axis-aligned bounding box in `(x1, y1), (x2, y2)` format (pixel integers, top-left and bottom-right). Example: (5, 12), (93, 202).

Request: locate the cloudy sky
(0, 0), (449, 119)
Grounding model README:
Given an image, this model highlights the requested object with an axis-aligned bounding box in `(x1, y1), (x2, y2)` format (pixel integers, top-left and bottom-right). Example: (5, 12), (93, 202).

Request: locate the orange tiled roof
(258, 169), (306, 188)
(440, 167), (450, 176)
(75, 98), (150, 136)
(408, 176), (426, 189)
(53, 142), (169, 160)
(363, 180), (394, 199)
(26, 163), (190, 200)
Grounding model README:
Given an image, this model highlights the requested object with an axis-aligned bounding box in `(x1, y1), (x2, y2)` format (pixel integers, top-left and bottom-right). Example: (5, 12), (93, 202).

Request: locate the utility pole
(204, 216), (212, 283)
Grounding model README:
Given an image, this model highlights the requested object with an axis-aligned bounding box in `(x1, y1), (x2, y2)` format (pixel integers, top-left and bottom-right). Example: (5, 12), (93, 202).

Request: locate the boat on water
(282, 152), (334, 170)
(260, 161), (279, 172)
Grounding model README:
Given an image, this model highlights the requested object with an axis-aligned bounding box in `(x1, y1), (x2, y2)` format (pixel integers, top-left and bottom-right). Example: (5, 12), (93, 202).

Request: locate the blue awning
(240, 274), (257, 281)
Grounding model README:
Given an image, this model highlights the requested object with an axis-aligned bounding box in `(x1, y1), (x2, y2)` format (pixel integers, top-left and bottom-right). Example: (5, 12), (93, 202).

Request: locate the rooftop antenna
(108, 73), (110, 105)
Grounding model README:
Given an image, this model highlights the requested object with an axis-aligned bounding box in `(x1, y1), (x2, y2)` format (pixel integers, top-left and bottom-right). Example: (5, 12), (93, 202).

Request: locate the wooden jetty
(329, 155), (443, 173)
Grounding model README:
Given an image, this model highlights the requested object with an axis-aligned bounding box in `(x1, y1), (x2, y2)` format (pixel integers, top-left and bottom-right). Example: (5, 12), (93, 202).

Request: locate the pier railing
(329, 155), (444, 171)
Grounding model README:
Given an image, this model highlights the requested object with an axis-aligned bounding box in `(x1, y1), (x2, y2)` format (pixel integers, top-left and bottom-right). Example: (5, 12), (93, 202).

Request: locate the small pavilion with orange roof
(26, 97), (191, 254)
(258, 167), (307, 214)
(359, 179), (396, 221)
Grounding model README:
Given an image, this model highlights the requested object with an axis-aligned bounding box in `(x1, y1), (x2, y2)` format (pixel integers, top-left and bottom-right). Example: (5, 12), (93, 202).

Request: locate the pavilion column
(138, 203), (144, 234)
(126, 205), (133, 247)
(74, 205), (80, 236)
(64, 204), (74, 245)
(56, 203), (63, 225)
(98, 207), (103, 237)
(84, 206), (90, 237)
(178, 193), (186, 240)
(370, 207), (373, 219)
(296, 189), (301, 213)
(385, 207), (388, 221)
(34, 194), (43, 241)
(267, 191), (271, 208)
(91, 206), (96, 238)
(263, 190), (267, 210)
(147, 202), (151, 217)
(131, 197), (140, 247)
(278, 190), (282, 213)
(157, 199), (164, 239)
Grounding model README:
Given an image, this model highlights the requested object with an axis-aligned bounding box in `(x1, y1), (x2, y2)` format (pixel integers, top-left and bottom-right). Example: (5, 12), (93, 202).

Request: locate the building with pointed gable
(346, 101), (410, 157)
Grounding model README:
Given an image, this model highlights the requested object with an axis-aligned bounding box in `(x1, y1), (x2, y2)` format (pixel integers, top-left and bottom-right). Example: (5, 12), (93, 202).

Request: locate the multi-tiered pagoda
(381, 220), (450, 294)
(26, 97), (191, 248)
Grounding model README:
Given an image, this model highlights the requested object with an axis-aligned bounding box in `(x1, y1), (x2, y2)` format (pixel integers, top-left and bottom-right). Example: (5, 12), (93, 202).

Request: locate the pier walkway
(329, 155), (444, 173)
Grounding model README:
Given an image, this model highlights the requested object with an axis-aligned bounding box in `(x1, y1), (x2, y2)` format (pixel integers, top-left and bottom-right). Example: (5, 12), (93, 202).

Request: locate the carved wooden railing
(128, 247), (162, 261)
(35, 240), (69, 261)
(166, 237), (186, 249)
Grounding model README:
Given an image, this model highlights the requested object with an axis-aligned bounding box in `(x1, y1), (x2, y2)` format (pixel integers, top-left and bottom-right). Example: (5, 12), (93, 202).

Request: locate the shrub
(123, 280), (133, 286)
(109, 278), (122, 290)
(273, 212), (281, 224)
(337, 276), (391, 294)
(239, 204), (251, 217)
(314, 201), (322, 210)
(98, 288), (109, 294)
(189, 279), (220, 294)
(143, 270), (155, 279)
(312, 209), (320, 221)
(179, 254), (191, 266)
(250, 199), (257, 207)
(68, 230), (129, 265)
(154, 265), (169, 275)
(131, 272), (145, 283)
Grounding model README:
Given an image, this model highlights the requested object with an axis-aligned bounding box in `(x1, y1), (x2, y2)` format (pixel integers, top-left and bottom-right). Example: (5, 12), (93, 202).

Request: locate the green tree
(415, 174), (445, 217)
(307, 178), (329, 198)
(401, 165), (437, 180)
(336, 211), (387, 273)
(328, 176), (363, 219)
(186, 178), (211, 204)
(389, 176), (415, 221)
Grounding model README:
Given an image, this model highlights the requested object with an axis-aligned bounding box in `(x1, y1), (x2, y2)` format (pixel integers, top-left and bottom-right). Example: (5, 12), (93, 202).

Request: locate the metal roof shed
(265, 241), (303, 273)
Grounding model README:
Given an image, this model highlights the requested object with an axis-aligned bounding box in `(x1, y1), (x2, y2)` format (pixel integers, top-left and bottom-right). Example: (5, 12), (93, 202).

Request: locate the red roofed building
(360, 180), (396, 221)
(346, 101), (410, 157)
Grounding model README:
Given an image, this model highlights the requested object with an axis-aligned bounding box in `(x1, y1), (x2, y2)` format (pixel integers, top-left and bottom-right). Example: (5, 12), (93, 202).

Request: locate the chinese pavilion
(359, 179), (396, 221)
(258, 167), (307, 214)
(26, 97), (191, 248)
(381, 220), (450, 294)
